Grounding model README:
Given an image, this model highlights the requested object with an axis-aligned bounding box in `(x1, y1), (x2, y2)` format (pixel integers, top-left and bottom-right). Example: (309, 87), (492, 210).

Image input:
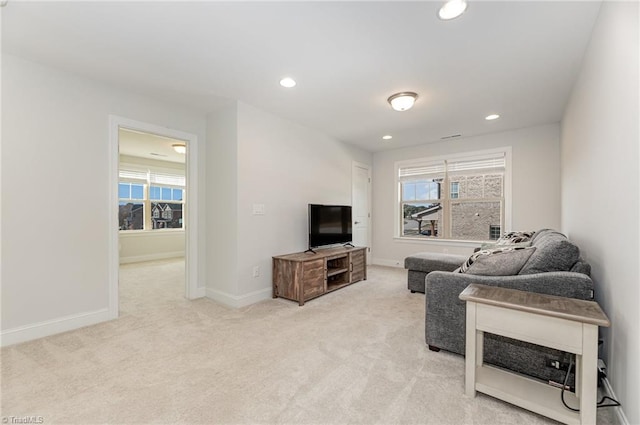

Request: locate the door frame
(352, 161), (372, 264)
(108, 115), (200, 320)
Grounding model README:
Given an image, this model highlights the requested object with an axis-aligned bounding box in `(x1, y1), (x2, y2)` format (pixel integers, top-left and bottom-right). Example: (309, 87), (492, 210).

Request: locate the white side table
(459, 284), (610, 425)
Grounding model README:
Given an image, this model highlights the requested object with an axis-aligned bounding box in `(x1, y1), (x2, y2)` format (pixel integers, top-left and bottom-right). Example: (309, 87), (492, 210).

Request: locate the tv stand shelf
(327, 267), (349, 277)
(272, 246), (367, 306)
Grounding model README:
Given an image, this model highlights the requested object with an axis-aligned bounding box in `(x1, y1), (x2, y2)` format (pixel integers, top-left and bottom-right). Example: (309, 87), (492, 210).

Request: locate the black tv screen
(308, 204), (352, 248)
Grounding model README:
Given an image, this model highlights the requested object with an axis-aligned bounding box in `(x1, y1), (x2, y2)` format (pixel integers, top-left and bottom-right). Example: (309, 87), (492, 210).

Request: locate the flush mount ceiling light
(172, 143), (186, 154)
(382, 135), (393, 140)
(279, 77), (296, 88)
(387, 92), (418, 112)
(438, 0), (468, 20)
(485, 114), (500, 121)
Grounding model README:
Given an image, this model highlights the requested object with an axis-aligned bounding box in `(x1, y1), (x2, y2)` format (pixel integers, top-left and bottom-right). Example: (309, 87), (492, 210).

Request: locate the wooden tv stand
(272, 246), (367, 306)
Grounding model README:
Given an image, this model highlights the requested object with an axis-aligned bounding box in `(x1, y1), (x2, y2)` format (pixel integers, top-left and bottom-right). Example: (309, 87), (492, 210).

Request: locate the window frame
(394, 147), (512, 244)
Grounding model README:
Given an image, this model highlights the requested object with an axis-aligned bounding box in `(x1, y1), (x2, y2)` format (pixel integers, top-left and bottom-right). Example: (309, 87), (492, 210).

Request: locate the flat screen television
(308, 204), (352, 249)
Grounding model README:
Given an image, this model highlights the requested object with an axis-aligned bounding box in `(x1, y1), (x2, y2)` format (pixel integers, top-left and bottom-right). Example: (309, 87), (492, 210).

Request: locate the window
(118, 182), (145, 230)
(149, 185), (183, 229)
(397, 150), (508, 241)
(489, 225), (502, 240)
(119, 167), (185, 231)
(450, 182), (460, 199)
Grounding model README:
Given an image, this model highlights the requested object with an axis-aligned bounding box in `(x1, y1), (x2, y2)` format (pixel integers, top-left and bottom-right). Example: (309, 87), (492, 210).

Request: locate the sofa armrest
(425, 271), (594, 355)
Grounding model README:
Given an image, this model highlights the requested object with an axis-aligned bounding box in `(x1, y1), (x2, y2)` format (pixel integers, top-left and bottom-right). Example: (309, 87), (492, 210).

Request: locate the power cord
(560, 355), (621, 412)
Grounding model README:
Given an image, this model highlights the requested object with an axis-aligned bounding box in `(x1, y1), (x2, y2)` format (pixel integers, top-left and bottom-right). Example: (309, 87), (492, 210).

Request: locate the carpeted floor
(1, 260), (615, 424)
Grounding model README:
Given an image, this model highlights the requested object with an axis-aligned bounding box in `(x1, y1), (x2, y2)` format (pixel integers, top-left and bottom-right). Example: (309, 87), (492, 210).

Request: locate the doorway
(108, 116), (200, 320)
(352, 161), (371, 263)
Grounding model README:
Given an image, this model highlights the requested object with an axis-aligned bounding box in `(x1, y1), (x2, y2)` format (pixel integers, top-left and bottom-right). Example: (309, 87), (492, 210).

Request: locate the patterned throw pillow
(480, 240), (532, 251)
(459, 246), (535, 275)
(460, 250), (484, 273)
(496, 230), (535, 245)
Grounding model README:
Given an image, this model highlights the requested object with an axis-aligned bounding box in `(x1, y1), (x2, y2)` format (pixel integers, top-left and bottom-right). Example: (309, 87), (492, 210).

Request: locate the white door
(352, 162), (371, 263)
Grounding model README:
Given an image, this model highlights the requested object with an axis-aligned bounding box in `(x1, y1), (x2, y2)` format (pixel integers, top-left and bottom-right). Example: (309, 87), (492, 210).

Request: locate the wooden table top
(273, 246), (365, 261)
(459, 284), (610, 327)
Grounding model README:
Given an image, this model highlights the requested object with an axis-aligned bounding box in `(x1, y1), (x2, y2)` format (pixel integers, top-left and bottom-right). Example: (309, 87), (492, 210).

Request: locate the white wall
(205, 104), (239, 299)
(371, 124), (561, 266)
(1, 55), (207, 342)
(236, 102), (372, 296)
(205, 101), (372, 306)
(119, 231), (184, 264)
(561, 2), (639, 424)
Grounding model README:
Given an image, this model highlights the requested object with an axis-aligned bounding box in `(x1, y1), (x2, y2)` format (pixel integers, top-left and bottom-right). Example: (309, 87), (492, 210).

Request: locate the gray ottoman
(404, 252), (467, 293)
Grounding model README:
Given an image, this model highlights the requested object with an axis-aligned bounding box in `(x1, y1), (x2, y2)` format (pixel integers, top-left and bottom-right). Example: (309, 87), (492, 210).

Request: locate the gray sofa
(405, 252), (468, 293)
(405, 229), (595, 385)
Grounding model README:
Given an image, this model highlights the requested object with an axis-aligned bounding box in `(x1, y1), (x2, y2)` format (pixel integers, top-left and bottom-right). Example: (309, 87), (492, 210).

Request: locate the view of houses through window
(398, 150), (507, 241)
(119, 182), (145, 230)
(119, 169), (185, 231)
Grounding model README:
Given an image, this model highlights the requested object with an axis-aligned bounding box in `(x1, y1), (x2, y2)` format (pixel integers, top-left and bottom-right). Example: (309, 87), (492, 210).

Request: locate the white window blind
(119, 169), (148, 183)
(119, 164), (185, 187)
(446, 154), (505, 176)
(398, 162), (445, 181)
(149, 172), (185, 187)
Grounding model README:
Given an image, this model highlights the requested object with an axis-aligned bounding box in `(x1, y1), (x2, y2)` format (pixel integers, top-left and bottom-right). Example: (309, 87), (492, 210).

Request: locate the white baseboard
(1, 308), (115, 347)
(119, 252), (184, 264)
(371, 258), (405, 268)
(205, 287), (272, 308)
(192, 286), (207, 298)
(602, 376), (629, 425)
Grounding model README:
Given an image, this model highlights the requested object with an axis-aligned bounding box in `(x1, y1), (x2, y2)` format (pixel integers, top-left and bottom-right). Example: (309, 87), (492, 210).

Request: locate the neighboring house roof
(411, 205), (442, 220)
(152, 203), (176, 211)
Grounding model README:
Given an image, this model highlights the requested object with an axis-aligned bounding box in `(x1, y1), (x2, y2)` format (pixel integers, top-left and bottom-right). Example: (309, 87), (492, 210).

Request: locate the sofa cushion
(404, 252), (468, 274)
(460, 247), (536, 276)
(570, 259), (591, 276)
(530, 228), (555, 244)
(519, 231), (580, 274)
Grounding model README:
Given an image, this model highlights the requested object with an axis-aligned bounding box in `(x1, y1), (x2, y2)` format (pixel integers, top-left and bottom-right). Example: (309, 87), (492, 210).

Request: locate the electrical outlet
(252, 266), (260, 278)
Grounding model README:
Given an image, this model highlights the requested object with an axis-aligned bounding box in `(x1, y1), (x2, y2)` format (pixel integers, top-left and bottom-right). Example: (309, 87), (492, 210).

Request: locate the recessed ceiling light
(387, 92), (418, 112)
(172, 143), (186, 154)
(438, 0), (468, 20)
(485, 114), (500, 121)
(382, 135), (393, 140)
(279, 77), (296, 88)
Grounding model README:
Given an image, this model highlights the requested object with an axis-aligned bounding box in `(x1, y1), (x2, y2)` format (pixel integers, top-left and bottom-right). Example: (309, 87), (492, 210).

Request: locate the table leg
(476, 329), (484, 367)
(579, 324), (598, 425)
(575, 354), (582, 398)
(465, 302), (477, 397)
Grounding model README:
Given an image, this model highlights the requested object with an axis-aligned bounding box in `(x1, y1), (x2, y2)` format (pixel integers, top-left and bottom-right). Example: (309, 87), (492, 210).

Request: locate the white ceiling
(119, 128), (186, 164)
(2, 1), (602, 152)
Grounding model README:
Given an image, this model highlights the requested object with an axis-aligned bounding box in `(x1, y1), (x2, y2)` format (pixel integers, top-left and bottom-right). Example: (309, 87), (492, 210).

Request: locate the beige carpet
(1, 260), (615, 424)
